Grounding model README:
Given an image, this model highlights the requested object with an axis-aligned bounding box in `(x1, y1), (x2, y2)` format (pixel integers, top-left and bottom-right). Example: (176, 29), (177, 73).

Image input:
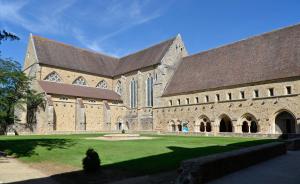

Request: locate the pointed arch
(218, 114), (233, 132)
(274, 109), (297, 134)
(72, 76), (87, 86)
(130, 78), (138, 108)
(44, 71), (62, 82)
(146, 74), (154, 107)
(195, 115), (211, 132)
(96, 80), (108, 89)
(238, 113), (259, 133)
(115, 80), (122, 95)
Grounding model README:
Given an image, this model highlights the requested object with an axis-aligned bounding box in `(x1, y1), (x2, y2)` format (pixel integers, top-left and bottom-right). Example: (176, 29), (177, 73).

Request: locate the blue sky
(0, 0), (300, 65)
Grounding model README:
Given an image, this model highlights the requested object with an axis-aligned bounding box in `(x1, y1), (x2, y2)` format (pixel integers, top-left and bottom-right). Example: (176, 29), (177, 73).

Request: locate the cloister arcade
(167, 109), (299, 135)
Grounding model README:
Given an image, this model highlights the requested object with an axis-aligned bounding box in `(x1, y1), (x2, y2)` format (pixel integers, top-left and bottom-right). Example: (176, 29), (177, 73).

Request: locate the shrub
(82, 148), (101, 172)
(121, 129), (125, 134)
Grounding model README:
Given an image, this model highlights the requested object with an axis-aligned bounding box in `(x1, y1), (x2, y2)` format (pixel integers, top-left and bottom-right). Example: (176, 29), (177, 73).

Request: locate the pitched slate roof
(33, 36), (119, 77)
(32, 35), (175, 77)
(163, 24), (300, 96)
(114, 37), (176, 75)
(38, 81), (121, 101)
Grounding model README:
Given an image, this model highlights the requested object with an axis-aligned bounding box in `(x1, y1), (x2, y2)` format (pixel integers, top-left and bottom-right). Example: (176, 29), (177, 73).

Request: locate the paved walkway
(0, 156), (57, 184)
(209, 151), (300, 184)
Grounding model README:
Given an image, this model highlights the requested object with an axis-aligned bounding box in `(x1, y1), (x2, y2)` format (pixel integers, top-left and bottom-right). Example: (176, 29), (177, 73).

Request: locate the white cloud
(72, 0), (167, 55)
(0, 0), (171, 56)
(0, 0), (75, 34)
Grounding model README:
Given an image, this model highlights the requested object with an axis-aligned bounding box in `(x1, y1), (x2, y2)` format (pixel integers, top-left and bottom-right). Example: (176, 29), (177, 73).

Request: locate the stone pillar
(296, 119), (300, 134)
(75, 98), (86, 131)
(103, 101), (111, 131)
(46, 95), (54, 132)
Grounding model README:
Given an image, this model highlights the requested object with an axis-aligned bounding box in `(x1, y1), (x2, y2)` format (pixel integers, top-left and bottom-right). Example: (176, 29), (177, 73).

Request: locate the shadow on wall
(3, 139), (275, 184)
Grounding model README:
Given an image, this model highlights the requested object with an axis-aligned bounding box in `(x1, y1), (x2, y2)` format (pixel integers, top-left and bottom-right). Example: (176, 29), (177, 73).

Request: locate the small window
(216, 94), (220, 102)
(59, 96), (68, 101)
(286, 86), (292, 95)
(89, 99), (96, 103)
(177, 99), (181, 105)
(195, 97), (199, 104)
(268, 88), (274, 97)
(240, 91), (245, 99)
(186, 98), (190, 105)
(227, 93), (232, 100)
(205, 95), (209, 103)
(254, 90), (259, 98)
(169, 100), (173, 106)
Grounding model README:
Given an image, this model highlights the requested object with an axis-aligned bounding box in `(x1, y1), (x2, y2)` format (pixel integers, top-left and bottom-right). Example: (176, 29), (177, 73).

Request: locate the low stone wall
(176, 142), (286, 184)
(160, 131), (300, 139)
(285, 138), (300, 150)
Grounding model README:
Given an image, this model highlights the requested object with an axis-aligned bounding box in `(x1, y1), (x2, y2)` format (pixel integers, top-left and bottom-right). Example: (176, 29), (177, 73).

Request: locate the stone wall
(154, 79), (300, 134)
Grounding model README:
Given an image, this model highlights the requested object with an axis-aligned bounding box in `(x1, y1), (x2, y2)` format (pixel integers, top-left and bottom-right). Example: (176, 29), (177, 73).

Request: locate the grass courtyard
(0, 134), (275, 177)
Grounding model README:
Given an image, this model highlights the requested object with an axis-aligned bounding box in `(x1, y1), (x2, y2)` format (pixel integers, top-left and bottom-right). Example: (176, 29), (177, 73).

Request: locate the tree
(0, 30), (43, 134)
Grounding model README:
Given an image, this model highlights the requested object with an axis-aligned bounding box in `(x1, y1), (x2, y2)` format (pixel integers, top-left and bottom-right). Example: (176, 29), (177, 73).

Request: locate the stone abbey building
(17, 23), (300, 135)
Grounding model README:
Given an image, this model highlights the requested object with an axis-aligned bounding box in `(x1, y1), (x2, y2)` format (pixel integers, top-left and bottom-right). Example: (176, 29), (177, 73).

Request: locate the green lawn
(0, 134), (275, 175)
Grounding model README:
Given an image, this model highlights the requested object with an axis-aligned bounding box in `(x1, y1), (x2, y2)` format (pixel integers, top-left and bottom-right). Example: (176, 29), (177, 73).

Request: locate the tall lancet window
(130, 79), (138, 108)
(96, 80), (108, 89)
(115, 80), (122, 95)
(72, 76), (87, 86)
(146, 75), (154, 107)
(44, 71), (62, 82)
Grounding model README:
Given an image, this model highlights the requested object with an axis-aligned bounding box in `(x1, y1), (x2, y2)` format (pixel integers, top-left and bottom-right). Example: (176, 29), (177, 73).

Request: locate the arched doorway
(219, 115), (233, 132)
(275, 111), (296, 134)
(242, 121), (249, 133)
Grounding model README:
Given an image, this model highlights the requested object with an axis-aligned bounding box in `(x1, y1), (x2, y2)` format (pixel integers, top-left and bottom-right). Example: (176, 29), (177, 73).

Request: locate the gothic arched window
(130, 79), (138, 108)
(44, 71), (62, 82)
(96, 80), (108, 89)
(72, 76), (87, 86)
(115, 80), (122, 95)
(146, 75), (153, 107)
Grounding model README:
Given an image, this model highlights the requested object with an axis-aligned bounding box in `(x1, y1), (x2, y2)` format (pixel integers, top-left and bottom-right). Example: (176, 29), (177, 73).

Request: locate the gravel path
(0, 156), (58, 184)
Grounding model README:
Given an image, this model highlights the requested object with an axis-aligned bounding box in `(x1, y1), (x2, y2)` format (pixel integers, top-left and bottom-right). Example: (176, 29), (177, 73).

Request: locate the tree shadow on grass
(6, 139), (276, 184)
(0, 138), (76, 157)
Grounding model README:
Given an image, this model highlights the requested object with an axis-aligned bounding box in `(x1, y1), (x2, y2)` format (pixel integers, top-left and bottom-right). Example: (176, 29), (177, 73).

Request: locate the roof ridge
(184, 22), (300, 60)
(32, 35), (119, 60)
(120, 35), (177, 59)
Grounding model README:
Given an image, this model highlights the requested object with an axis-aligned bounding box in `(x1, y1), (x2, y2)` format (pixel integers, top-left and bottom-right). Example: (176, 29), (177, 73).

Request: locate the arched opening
(275, 111), (296, 134)
(219, 115), (233, 132)
(182, 121), (189, 132)
(169, 121), (176, 132)
(177, 124), (182, 132)
(242, 121), (249, 133)
(239, 113), (259, 133)
(200, 122), (205, 132)
(117, 122), (122, 130)
(171, 124), (176, 132)
(206, 122), (212, 132)
(250, 121), (258, 133)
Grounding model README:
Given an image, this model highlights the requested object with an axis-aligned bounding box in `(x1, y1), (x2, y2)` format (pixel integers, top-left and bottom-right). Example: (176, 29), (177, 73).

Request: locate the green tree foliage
(0, 30), (43, 134)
